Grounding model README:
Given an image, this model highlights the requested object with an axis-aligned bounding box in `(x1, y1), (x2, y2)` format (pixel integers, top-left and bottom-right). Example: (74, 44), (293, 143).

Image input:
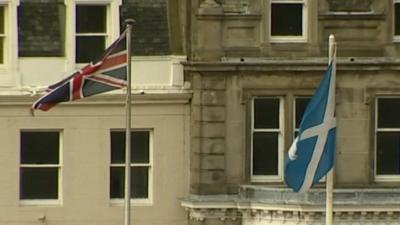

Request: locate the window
(18, 0), (65, 57)
(20, 131), (61, 203)
(75, 5), (106, 63)
(0, 5), (4, 64)
(251, 97), (283, 181)
(0, 0), (18, 84)
(270, 0), (307, 42)
(394, 0), (400, 41)
(110, 130), (152, 202)
(65, 0), (121, 68)
(375, 98), (400, 180)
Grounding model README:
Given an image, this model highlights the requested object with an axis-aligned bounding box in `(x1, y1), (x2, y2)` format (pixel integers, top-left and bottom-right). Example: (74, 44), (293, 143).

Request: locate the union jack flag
(32, 30), (128, 111)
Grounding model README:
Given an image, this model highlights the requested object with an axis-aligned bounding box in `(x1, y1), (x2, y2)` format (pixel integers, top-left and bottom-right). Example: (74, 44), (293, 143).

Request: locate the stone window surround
(268, 0), (308, 43)
(64, 0), (121, 71)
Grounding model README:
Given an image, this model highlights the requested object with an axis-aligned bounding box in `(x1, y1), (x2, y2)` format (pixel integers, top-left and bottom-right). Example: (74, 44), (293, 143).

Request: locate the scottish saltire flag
(32, 30), (128, 111)
(285, 61), (336, 192)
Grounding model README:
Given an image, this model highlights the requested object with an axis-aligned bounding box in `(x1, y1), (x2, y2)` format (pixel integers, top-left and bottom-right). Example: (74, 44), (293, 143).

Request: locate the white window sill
(19, 199), (61, 206)
(269, 36), (307, 43)
(375, 175), (400, 182)
(251, 175), (283, 183)
(393, 36), (400, 43)
(110, 198), (153, 206)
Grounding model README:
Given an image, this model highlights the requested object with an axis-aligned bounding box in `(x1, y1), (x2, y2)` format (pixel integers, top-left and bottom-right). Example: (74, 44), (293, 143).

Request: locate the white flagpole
(124, 19), (134, 225)
(326, 34), (336, 225)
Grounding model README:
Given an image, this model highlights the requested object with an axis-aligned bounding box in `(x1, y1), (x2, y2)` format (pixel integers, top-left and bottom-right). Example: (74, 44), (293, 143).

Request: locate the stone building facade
(182, 0), (400, 224)
(0, 0), (190, 225)
(3, 0), (400, 225)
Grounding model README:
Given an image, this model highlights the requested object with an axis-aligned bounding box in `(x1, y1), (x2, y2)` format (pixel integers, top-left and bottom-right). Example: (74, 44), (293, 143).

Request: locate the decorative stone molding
(184, 57), (400, 72)
(221, 0), (248, 13)
(184, 207), (240, 221)
(200, 0), (221, 8)
(198, 0), (251, 15)
(182, 204), (400, 224)
(327, 0), (373, 12)
(181, 187), (400, 224)
(198, 0), (223, 15)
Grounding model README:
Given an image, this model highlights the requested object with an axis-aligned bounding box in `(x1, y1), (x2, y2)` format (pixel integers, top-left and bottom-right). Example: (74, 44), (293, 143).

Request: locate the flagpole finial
(328, 34), (336, 64)
(124, 19), (135, 26)
(329, 34), (335, 43)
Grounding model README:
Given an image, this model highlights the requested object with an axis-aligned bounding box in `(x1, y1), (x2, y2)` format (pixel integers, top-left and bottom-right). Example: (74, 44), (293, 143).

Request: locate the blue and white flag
(285, 61), (336, 192)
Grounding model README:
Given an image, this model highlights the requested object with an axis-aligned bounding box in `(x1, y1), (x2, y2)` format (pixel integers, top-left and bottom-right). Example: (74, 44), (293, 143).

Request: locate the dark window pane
(111, 132), (125, 164)
(0, 6), (4, 34)
(76, 5), (106, 33)
(295, 97), (311, 129)
(0, 37), (3, 64)
(377, 132), (400, 175)
(252, 132), (279, 175)
(132, 132), (150, 163)
(76, 36), (105, 63)
(132, 167), (149, 198)
(254, 98), (280, 129)
(21, 131), (59, 164)
(0, 6), (3, 64)
(271, 3), (303, 36)
(20, 168), (58, 199)
(111, 131), (150, 164)
(110, 167), (149, 199)
(110, 167), (124, 198)
(378, 98), (400, 128)
(396, 3), (400, 35)
(18, 2), (65, 57)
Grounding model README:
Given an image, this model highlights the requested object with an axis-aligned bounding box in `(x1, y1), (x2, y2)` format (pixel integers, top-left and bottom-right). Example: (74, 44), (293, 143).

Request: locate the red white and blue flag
(32, 30), (128, 111)
(285, 61), (336, 192)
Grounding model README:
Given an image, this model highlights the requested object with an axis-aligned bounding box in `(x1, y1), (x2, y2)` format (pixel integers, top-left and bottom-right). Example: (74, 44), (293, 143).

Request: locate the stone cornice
(183, 57), (400, 72)
(0, 91), (192, 106)
(319, 11), (385, 20)
(196, 12), (262, 21)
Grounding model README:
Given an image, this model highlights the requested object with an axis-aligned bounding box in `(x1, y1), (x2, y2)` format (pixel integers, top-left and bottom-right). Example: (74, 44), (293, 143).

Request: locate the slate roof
(120, 0), (171, 56)
(17, 0), (171, 57)
(18, 0), (64, 57)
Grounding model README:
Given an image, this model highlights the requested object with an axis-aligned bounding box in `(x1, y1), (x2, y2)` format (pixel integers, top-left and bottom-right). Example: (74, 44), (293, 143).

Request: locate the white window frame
(251, 97), (284, 182)
(394, 0), (400, 42)
(19, 130), (63, 205)
(374, 97), (400, 182)
(64, 0), (121, 70)
(269, 0), (308, 43)
(0, 0), (18, 85)
(110, 129), (153, 205)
